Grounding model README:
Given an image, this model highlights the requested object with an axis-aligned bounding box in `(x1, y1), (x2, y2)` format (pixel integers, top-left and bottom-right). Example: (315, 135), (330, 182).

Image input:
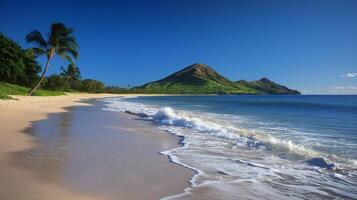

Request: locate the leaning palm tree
(26, 23), (78, 95)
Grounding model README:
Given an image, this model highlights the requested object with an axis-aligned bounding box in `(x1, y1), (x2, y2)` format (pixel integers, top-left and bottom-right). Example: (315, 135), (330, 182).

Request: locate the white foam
(103, 98), (326, 158)
(104, 98), (243, 141)
(102, 97), (357, 200)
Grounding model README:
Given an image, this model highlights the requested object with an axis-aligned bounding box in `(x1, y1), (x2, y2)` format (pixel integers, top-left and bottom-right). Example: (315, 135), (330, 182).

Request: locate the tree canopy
(0, 33), (41, 86)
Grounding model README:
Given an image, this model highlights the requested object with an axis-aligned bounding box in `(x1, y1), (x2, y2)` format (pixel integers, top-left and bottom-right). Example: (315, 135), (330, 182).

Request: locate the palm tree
(26, 22), (78, 95)
(61, 63), (81, 81)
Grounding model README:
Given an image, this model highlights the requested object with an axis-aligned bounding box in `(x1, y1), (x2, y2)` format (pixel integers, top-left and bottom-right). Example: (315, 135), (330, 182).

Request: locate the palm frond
(60, 36), (78, 49)
(58, 50), (75, 63)
(49, 23), (67, 46)
(25, 31), (47, 48)
(28, 47), (46, 56)
(49, 23), (79, 55)
(58, 47), (79, 59)
(25, 22), (79, 96)
(60, 65), (67, 76)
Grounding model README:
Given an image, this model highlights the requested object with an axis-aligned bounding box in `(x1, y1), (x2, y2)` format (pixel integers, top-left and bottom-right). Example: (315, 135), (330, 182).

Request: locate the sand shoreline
(0, 93), (193, 200)
(0, 94), (119, 153)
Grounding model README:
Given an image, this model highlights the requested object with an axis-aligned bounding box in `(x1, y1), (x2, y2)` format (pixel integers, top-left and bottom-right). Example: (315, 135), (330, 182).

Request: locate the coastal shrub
(80, 79), (105, 93)
(61, 64), (82, 90)
(43, 74), (69, 91)
(0, 33), (41, 86)
(68, 79), (81, 91)
(105, 86), (129, 94)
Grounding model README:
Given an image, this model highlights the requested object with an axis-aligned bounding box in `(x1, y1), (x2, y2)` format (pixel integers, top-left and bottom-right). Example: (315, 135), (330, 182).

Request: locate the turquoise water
(104, 95), (357, 200)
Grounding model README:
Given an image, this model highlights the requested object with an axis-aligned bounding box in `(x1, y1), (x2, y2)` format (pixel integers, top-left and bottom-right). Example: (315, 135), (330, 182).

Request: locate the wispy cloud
(330, 86), (357, 94)
(341, 73), (357, 78)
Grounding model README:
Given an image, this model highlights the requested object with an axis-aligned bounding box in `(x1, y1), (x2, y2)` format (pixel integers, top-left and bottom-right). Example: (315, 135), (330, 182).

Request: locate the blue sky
(1, 0), (357, 94)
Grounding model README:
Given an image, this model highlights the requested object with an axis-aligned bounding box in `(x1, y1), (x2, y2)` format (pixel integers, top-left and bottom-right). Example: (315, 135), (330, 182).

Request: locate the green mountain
(236, 78), (300, 95)
(134, 63), (300, 95)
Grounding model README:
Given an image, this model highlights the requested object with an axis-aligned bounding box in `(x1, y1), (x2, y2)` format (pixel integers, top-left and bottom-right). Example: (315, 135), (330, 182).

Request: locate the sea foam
(102, 97), (357, 200)
(103, 98), (326, 159)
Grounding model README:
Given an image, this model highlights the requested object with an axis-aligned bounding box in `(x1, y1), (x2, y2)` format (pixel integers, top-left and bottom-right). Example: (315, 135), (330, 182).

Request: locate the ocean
(103, 95), (357, 200)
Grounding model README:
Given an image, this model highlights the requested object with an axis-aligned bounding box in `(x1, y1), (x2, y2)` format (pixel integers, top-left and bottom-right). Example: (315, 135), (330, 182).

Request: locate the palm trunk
(28, 57), (52, 96)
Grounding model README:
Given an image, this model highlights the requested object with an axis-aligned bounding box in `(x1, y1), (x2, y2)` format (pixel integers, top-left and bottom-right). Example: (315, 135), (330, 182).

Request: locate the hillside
(236, 78), (300, 94)
(135, 63), (257, 94)
(134, 63), (300, 95)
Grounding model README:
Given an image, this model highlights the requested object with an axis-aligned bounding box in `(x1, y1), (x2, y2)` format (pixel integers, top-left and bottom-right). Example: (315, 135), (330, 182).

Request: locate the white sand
(0, 93), (193, 200)
(0, 93), (120, 200)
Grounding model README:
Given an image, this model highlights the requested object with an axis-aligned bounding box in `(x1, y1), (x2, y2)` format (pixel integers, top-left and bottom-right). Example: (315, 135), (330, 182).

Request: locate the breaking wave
(102, 97), (357, 200)
(103, 98), (350, 164)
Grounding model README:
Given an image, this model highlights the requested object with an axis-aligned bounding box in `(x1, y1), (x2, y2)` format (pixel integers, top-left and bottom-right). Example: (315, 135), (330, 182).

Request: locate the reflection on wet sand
(13, 100), (193, 200)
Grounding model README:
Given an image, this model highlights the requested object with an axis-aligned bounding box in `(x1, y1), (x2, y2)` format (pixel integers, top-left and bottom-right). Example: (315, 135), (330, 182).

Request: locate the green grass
(0, 82), (65, 99)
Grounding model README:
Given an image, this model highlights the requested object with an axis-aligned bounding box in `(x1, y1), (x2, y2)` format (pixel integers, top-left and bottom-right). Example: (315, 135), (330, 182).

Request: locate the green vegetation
(79, 79), (105, 93)
(0, 28), (128, 99)
(134, 63), (300, 95)
(104, 86), (131, 94)
(1, 25), (299, 98)
(0, 33), (41, 86)
(133, 82), (256, 94)
(41, 67), (126, 94)
(0, 82), (64, 99)
(236, 78), (300, 95)
(43, 74), (70, 91)
(134, 63), (258, 94)
(61, 63), (81, 85)
(26, 22), (79, 95)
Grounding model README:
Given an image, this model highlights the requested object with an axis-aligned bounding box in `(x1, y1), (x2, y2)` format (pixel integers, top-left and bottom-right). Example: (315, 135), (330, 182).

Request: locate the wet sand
(0, 94), (193, 200)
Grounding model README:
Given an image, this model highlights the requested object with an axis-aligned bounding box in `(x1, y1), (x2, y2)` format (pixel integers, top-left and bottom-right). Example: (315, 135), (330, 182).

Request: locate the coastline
(0, 93), (193, 200)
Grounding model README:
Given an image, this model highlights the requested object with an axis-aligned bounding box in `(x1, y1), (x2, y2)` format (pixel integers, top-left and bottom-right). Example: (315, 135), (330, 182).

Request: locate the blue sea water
(103, 95), (357, 200)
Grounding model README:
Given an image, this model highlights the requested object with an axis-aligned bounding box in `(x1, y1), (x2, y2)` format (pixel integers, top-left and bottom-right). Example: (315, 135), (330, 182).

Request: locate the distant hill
(236, 78), (300, 95)
(134, 63), (300, 95)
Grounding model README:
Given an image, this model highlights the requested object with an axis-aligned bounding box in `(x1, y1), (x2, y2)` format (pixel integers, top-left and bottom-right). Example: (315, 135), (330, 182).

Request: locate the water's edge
(102, 96), (357, 200)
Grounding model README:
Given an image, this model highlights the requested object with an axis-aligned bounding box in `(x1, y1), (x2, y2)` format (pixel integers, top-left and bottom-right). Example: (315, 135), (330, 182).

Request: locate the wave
(103, 98), (357, 200)
(102, 97), (357, 169)
(102, 97), (357, 200)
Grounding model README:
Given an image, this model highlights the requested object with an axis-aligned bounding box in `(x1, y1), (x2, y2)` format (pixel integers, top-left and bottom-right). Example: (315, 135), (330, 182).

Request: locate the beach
(2, 0), (356, 199)
(1, 94), (357, 200)
(104, 95), (357, 200)
(0, 94), (193, 200)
